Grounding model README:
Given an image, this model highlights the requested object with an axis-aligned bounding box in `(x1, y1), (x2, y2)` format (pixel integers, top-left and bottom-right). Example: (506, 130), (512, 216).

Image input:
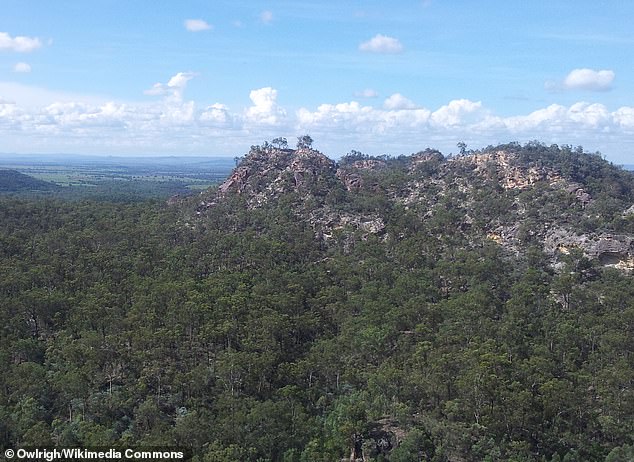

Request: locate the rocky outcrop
(199, 144), (634, 269)
(214, 147), (335, 201)
(458, 150), (562, 190)
(200, 146), (389, 242)
(564, 183), (592, 207)
(485, 224), (634, 270)
(218, 165), (252, 194)
(542, 228), (634, 269)
(336, 159), (387, 191)
(309, 208), (385, 241)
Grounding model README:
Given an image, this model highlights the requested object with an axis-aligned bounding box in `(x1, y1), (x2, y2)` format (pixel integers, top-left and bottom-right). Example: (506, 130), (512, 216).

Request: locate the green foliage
(0, 169), (60, 192)
(1, 142), (633, 460)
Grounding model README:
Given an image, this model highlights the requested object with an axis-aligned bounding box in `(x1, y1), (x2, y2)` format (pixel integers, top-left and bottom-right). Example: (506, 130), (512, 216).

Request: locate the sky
(1, 0), (633, 163)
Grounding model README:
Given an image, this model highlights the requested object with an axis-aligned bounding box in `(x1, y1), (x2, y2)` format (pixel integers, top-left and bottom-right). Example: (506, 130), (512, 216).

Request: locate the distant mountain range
(0, 153), (236, 168)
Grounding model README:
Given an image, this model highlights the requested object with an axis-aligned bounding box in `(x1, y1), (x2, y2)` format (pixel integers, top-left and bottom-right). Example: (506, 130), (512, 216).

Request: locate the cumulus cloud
(2, 82), (634, 160)
(297, 100), (432, 134)
(548, 68), (616, 92)
(200, 103), (233, 126)
(184, 19), (212, 32)
(563, 68), (614, 91)
(245, 87), (285, 125)
(260, 11), (274, 24)
(359, 34), (403, 54)
(384, 93), (417, 110)
(13, 62), (31, 73)
(144, 72), (196, 101)
(612, 106), (634, 130)
(430, 99), (483, 127)
(0, 32), (42, 52)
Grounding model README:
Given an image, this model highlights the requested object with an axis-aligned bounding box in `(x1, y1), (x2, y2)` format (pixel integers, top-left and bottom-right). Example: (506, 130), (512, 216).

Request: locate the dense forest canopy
(1, 142), (633, 461)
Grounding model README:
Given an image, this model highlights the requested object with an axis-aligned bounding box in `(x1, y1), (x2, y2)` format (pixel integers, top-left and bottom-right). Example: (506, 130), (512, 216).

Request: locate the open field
(0, 154), (234, 200)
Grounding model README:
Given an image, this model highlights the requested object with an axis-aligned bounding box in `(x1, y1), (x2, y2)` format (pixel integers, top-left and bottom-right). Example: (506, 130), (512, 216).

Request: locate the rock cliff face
(196, 144), (634, 270)
(459, 150), (557, 189)
(217, 147), (335, 198)
(203, 146), (384, 239)
(336, 159), (387, 192)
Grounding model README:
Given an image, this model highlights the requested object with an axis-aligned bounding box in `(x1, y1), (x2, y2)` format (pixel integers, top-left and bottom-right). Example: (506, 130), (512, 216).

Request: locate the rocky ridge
(195, 143), (634, 270)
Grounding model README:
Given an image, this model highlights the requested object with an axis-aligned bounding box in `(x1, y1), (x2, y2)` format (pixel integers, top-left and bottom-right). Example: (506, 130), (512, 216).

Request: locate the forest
(1, 141), (633, 461)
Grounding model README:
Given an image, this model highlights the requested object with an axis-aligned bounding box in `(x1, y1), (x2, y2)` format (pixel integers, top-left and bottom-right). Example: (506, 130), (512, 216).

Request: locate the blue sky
(1, 0), (633, 163)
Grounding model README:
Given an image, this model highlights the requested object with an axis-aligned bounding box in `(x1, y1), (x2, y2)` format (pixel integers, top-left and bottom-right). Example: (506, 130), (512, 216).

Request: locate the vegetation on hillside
(0, 170), (60, 193)
(1, 142), (633, 461)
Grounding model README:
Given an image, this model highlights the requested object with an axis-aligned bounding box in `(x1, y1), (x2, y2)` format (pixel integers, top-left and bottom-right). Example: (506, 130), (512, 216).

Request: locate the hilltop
(194, 141), (634, 271)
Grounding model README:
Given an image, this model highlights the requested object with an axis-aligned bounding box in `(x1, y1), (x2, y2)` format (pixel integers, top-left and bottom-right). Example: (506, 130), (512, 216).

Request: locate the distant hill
(0, 169), (60, 192)
(624, 164), (634, 171)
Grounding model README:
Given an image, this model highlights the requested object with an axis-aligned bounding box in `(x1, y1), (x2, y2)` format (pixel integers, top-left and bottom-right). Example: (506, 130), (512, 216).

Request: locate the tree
(297, 135), (313, 150)
(272, 137), (288, 149)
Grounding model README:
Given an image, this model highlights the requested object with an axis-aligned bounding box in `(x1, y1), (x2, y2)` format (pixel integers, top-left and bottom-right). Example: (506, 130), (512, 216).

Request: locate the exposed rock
(350, 159), (387, 170)
(542, 228), (634, 269)
(336, 158), (387, 191)
(458, 150), (562, 190)
(590, 234), (633, 256)
(215, 147), (334, 200)
(309, 208), (385, 241)
(200, 144), (634, 269)
(411, 149), (444, 164)
(564, 183), (592, 206)
(543, 228), (590, 256)
(218, 165), (251, 194)
(336, 170), (363, 191)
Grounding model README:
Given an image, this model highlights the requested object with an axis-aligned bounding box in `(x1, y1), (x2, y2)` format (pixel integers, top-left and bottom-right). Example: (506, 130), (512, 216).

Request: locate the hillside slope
(0, 169), (60, 192)
(1, 142), (633, 462)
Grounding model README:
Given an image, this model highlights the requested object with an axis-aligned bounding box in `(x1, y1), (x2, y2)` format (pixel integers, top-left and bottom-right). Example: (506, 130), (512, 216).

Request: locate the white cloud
(430, 99), (483, 127)
(2, 82), (634, 162)
(0, 32), (42, 53)
(161, 100), (195, 125)
(13, 62), (31, 73)
(245, 87), (285, 125)
(143, 83), (166, 96)
(502, 104), (568, 132)
(201, 103), (233, 126)
(260, 11), (274, 24)
(562, 68), (615, 91)
(297, 100), (432, 134)
(359, 34), (403, 54)
(612, 106), (634, 129)
(567, 102), (610, 128)
(384, 93), (417, 110)
(144, 72), (196, 101)
(184, 19), (212, 32)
